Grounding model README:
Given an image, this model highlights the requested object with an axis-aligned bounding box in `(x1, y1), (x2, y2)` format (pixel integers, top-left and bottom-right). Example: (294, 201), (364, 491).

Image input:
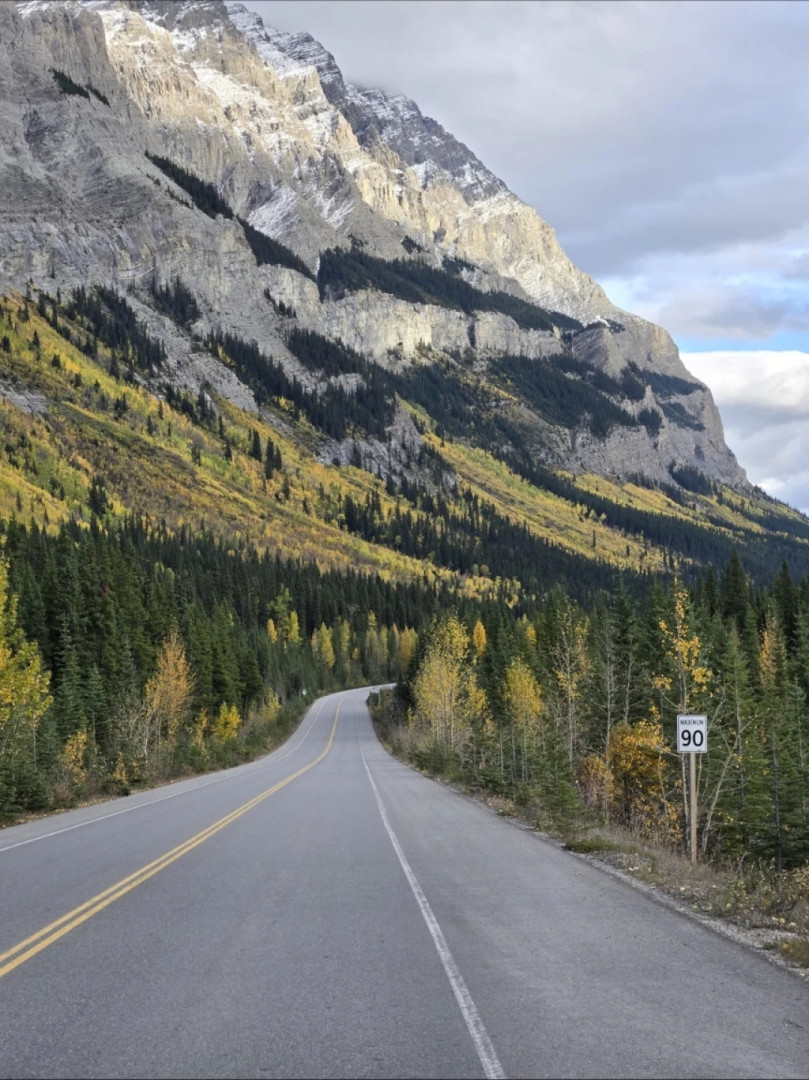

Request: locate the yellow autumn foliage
(58, 727), (89, 789)
(312, 623), (336, 671)
(412, 615), (487, 757)
(112, 752), (129, 787)
(503, 657), (543, 737)
(657, 582), (712, 712)
(580, 720), (681, 842)
(141, 629), (195, 762)
(214, 702), (241, 743)
(472, 619), (487, 660)
(397, 626), (418, 674)
(0, 555), (52, 767)
(287, 611), (302, 646)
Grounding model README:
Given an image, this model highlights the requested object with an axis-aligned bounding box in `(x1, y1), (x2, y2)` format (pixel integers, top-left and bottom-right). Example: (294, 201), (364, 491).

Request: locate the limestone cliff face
(236, 8), (614, 319)
(1, 0), (745, 488)
(261, 267), (560, 365)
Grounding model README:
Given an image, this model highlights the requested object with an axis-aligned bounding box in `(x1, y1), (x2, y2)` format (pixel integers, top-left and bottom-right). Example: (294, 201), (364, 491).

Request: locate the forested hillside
(2, 3), (809, 981)
(2, 278), (809, 881)
(380, 559), (809, 873)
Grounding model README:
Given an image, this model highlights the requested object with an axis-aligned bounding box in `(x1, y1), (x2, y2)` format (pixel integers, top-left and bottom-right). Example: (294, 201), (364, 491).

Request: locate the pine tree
(587, 591), (641, 758)
(264, 439), (275, 479)
(757, 605), (807, 869)
(702, 626), (768, 858)
(250, 429), (262, 461)
(88, 475), (109, 518)
(720, 549), (749, 632)
(52, 620), (84, 741)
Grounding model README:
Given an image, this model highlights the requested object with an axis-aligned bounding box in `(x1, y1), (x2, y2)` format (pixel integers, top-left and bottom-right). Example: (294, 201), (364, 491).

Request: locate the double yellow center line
(0, 708), (340, 982)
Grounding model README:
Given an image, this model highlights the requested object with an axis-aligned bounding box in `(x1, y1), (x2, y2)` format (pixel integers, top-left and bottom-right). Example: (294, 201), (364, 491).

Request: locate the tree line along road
(0, 686), (807, 1079)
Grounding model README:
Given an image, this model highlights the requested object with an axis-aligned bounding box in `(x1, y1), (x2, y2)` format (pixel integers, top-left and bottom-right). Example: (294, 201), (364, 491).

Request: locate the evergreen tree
(88, 475), (109, 518)
(720, 549), (749, 632)
(702, 627), (767, 858)
(250, 429), (262, 461)
(758, 605), (807, 869)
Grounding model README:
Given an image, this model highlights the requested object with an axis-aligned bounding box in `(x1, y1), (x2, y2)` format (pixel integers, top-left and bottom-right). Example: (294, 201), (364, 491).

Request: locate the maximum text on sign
(677, 714), (707, 753)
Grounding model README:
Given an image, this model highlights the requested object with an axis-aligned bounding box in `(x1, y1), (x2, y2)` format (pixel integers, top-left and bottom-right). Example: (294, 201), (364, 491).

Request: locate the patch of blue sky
(675, 331), (809, 353)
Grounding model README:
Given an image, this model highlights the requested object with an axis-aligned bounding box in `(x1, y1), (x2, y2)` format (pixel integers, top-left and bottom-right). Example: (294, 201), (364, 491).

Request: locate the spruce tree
(250, 429), (262, 461)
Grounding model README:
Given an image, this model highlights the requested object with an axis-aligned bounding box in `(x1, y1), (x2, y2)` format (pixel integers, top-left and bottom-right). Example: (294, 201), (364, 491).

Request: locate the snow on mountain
(6, 0), (746, 488)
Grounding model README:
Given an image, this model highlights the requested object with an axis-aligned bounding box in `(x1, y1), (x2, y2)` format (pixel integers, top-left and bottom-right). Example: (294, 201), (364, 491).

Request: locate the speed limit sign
(677, 714), (707, 753)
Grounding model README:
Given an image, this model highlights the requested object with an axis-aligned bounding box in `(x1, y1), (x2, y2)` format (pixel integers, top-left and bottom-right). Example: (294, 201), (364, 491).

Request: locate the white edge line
(358, 728), (506, 1080)
(0, 695), (331, 854)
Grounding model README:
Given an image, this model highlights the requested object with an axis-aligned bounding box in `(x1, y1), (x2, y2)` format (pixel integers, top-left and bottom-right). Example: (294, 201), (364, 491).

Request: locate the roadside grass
(553, 823), (809, 970)
(779, 939), (809, 967)
(563, 834), (623, 855)
(503, 817), (809, 975)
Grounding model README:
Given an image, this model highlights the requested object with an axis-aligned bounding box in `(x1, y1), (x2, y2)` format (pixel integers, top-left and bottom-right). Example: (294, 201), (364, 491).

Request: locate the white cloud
(242, 0), (809, 296)
(683, 351), (809, 512)
(237, 2), (809, 510)
(600, 225), (809, 343)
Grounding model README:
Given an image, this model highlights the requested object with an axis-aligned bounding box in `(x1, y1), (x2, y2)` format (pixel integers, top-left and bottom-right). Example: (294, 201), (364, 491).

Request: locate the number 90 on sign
(677, 714), (707, 754)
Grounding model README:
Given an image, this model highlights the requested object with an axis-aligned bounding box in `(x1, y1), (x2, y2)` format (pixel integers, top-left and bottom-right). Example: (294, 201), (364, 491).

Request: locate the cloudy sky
(242, 0), (809, 509)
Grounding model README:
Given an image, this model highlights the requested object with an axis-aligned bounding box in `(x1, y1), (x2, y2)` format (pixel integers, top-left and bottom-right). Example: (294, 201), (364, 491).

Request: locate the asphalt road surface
(1, 687), (807, 1079)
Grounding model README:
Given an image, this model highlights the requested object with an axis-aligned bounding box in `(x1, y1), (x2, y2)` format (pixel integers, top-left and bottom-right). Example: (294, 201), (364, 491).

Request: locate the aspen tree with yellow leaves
(140, 629), (195, 772)
(502, 657), (542, 785)
(472, 619), (487, 661)
(412, 614), (488, 770)
(651, 580), (711, 847)
(656, 581), (712, 718)
(0, 555), (52, 814)
(602, 720), (680, 841)
(287, 611), (302, 646)
(397, 626), (418, 677)
(214, 702), (240, 743)
(547, 595), (590, 767)
(54, 727), (89, 804)
(311, 623), (336, 673)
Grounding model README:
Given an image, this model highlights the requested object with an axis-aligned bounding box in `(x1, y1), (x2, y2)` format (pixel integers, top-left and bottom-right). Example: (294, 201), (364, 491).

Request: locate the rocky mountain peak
(3, 0), (746, 492)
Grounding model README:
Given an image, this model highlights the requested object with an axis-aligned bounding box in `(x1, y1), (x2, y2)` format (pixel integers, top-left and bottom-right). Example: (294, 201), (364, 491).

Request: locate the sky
(240, 0), (809, 510)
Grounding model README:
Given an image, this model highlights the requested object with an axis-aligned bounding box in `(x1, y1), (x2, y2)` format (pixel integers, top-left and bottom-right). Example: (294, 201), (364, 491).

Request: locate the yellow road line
(0, 707), (340, 981)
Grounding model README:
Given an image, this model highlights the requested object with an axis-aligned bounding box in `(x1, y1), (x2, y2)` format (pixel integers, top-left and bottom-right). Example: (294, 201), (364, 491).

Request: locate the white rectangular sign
(677, 714), (707, 753)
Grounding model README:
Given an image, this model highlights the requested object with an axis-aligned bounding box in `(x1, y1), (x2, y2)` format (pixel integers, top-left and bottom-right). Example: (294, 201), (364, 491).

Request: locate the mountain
(7, 0), (809, 859)
(2, 0), (808, 589)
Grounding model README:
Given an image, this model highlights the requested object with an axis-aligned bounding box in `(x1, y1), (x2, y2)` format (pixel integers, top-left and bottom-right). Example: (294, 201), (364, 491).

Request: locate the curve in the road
(1, 685), (807, 1080)
(0, 707), (340, 982)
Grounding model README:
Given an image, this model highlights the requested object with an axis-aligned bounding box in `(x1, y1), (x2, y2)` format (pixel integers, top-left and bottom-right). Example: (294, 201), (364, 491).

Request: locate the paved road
(0, 687), (807, 1079)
